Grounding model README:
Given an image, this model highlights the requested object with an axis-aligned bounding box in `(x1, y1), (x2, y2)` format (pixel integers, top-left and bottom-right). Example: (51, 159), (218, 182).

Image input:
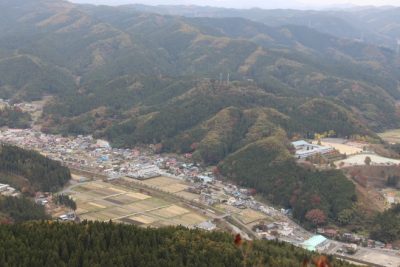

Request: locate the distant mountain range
(69, 0), (315, 10)
(128, 4), (400, 49)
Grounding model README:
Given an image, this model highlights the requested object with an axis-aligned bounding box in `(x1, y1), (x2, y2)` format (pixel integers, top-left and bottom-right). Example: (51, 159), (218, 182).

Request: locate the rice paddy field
(69, 180), (207, 228)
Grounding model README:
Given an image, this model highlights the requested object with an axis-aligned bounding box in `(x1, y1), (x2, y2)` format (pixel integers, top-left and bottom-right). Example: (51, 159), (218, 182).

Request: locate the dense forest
(0, 221), (356, 267)
(218, 134), (356, 227)
(0, 196), (49, 223)
(0, 144), (71, 192)
(370, 204), (400, 243)
(55, 194), (77, 211)
(0, 106), (31, 129)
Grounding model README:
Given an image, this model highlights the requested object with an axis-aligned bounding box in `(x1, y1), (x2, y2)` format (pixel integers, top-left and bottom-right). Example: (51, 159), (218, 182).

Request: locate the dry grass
(236, 209), (267, 225)
(172, 213), (206, 226)
(176, 191), (199, 200)
(142, 176), (183, 187)
(129, 214), (159, 225)
(150, 205), (189, 218)
(162, 183), (189, 193)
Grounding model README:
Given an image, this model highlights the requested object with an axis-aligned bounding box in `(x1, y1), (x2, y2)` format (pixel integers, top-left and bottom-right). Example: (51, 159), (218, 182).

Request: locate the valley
(1, 0), (400, 265)
(1, 126), (400, 266)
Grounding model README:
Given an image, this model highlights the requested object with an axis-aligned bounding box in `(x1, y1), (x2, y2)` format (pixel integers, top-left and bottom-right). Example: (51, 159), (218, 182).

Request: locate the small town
(0, 128), (399, 266)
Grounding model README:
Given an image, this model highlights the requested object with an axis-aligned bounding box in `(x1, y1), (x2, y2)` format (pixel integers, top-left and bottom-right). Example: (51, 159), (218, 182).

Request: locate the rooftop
(301, 235), (327, 251)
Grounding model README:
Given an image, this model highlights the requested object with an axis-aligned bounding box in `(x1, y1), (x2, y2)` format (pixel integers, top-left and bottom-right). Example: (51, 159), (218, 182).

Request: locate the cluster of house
(291, 140), (334, 159)
(317, 228), (395, 250)
(0, 183), (18, 197)
(253, 222), (295, 240)
(0, 129), (208, 183)
(195, 182), (280, 219)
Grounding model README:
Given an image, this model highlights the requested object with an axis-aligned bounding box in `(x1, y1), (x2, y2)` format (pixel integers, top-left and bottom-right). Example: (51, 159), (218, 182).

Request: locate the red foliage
(305, 209), (327, 226)
(302, 256), (330, 267)
(313, 256), (331, 267)
(234, 234), (243, 247)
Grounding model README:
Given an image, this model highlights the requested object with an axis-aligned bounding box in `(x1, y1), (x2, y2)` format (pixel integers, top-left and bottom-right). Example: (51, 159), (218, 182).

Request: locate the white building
(292, 140), (333, 159)
(196, 221), (217, 231)
(0, 183), (8, 192)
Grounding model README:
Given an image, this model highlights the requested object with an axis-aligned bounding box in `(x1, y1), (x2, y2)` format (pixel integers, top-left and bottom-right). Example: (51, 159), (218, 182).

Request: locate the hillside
(0, 0), (397, 134)
(0, 144), (71, 193)
(218, 134), (356, 226)
(0, 221), (356, 267)
(1, 0), (400, 230)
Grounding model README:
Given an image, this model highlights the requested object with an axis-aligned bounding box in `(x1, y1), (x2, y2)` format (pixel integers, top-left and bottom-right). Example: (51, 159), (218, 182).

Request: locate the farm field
(337, 154), (400, 166)
(215, 204), (268, 226)
(235, 209), (267, 225)
(69, 180), (207, 228)
(136, 176), (198, 201)
(378, 129), (400, 144)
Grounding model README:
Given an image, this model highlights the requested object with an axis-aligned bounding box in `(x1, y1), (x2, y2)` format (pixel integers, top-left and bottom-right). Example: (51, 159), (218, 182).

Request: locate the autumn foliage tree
(305, 209), (327, 227)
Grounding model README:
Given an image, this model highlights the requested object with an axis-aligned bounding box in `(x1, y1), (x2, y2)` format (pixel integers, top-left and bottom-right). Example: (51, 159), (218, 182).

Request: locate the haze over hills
(2, 0), (400, 233)
(127, 4), (400, 50)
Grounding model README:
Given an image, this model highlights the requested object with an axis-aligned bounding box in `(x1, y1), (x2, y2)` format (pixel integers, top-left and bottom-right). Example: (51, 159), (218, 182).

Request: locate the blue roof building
(301, 235), (328, 251)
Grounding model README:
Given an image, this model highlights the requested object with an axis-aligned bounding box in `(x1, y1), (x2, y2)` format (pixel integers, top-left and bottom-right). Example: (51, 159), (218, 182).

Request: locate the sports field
(379, 129), (400, 144)
(319, 141), (363, 155)
(69, 180), (206, 227)
(336, 154), (400, 166)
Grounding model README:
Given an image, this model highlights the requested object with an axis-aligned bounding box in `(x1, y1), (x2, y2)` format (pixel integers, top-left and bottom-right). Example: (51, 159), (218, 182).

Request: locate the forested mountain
(0, 221), (356, 267)
(218, 134), (356, 226)
(1, 0), (399, 136)
(1, 0), (400, 227)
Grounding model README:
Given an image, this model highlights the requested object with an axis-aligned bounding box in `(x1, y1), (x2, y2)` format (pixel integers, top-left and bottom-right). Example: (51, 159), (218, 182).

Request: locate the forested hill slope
(1, 0), (398, 226)
(0, 144), (71, 193)
(0, 0), (399, 134)
(0, 221), (357, 267)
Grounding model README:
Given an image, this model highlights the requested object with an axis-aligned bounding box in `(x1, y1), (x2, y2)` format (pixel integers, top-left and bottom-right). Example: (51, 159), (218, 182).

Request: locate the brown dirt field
(172, 213), (205, 225)
(162, 184), (189, 193)
(175, 191), (199, 200)
(142, 176), (184, 187)
(129, 214), (159, 225)
(320, 141), (362, 155)
(127, 192), (151, 200)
